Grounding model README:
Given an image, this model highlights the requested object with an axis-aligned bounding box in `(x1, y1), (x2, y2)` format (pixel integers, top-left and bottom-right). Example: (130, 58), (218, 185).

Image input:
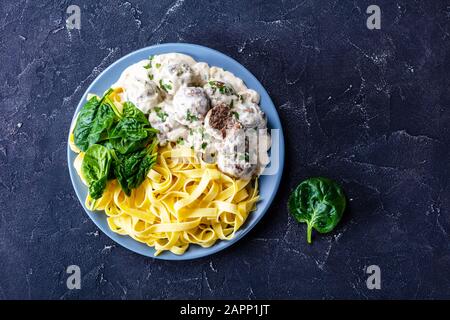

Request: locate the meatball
(238, 89), (260, 104)
(204, 103), (240, 140)
(216, 125), (257, 180)
(173, 87), (210, 126)
(234, 102), (267, 129)
(192, 62), (210, 86)
(203, 80), (237, 108)
(157, 63), (194, 95)
(148, 103), (184, 145)
(116, 61), (162, 113)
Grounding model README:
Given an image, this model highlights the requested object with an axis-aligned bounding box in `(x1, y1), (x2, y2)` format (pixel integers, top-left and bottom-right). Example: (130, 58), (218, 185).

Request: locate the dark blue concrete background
(1, 0), (449, 299)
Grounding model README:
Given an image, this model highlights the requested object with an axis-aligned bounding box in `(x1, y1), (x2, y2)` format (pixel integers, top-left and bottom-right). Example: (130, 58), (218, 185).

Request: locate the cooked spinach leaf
(81, 144), (112, 199)
(288, 177), (346, 243)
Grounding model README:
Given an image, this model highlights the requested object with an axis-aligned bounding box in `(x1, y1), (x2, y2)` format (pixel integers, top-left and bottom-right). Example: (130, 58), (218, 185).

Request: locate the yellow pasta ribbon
(75, 143), (259, 256)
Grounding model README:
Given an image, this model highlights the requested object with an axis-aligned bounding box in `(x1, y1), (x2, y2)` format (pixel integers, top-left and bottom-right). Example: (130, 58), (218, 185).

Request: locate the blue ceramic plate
(67, 43), (285, 260)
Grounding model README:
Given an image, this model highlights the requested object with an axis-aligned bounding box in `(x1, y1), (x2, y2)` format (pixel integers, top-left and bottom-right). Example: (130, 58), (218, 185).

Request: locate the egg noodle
(72, 142), (259, 256)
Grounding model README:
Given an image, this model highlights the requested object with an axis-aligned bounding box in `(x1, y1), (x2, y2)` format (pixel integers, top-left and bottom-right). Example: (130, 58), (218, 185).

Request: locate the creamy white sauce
(113, 53), (271, 179)
(173, 87), (209, 126)
(113, 60), (162, 113)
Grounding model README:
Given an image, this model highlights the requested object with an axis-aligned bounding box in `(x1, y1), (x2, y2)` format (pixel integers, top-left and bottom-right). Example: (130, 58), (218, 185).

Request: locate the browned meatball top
(208, 104), (231, 137)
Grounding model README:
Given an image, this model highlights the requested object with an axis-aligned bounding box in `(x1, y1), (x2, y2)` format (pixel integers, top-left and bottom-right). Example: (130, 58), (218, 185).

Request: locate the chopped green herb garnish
(186, 110), (198, 122)
(145, 55), (154, 69)
(232, 111), (240, 120)
(159, 80), (165, 92)
(157, 111), (168, 121)
(209, 80), (235, 95)
(201, 142), (207, 149)
(177, 137), (185, 145)
(153, 106), (168, 121)
(239, 152), (250, 162)
(159, 79), (172, 93)
(155, 63), (161, 68)
(149, 74), (154, 80)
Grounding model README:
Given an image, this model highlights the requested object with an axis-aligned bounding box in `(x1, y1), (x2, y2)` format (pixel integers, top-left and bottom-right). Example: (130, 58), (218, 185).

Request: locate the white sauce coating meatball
(148, 102), (186, 145)
(114, 60), (161, 114)
(173, 87), (210, 126)
(209, 67), (247, 92)
(217, 126), (257, 180)
(203, 80), (238, 108)
(155, 62), (194, 95)
(192, 62), (210, 86)
(234, 102), (267, 129)
(113, 53), (271, 179)
(238, 89), (260, 104)
(185, 126), (214, 155)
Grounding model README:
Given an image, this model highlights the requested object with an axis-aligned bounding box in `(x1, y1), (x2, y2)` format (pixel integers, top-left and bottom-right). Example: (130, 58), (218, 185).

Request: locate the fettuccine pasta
(74, 144), (259, 256)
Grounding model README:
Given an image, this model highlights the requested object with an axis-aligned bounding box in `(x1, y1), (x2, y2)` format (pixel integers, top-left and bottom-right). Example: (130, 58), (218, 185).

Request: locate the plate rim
(67, 43), (285, 260)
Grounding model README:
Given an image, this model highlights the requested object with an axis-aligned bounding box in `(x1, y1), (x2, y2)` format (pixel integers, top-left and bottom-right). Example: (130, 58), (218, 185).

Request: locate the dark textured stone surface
(1, 0), (449, 299)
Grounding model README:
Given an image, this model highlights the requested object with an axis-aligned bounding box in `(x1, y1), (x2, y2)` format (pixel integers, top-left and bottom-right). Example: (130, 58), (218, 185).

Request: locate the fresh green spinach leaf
(81, 144), (112, 200)
(288, 177), (346, 243)
(113, 141), (158, 196)
(73, 96), (100, 151)
(123, 101), (148, 124)
(74, 93), (159, 198)
(73, 89), (117, 151)
(108, 117), (154, 154)
(108, 102), (157, 154)
(87, 103), (116, 146)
